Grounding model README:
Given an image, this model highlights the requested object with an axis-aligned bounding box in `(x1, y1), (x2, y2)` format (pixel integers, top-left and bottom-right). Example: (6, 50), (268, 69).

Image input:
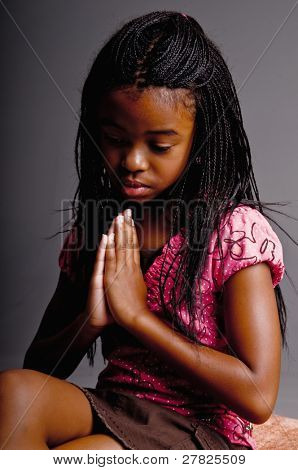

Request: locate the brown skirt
(70, 383), (251, 450)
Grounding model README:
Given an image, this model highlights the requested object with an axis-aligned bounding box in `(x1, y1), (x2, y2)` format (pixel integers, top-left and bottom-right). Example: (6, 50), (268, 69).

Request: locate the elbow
(23, 349), (37, 370)
(240, 370), (279, 425)
(23, 350), (69, 380)
(251, 402), (275, 425)
(22, 353), (43, 375)
(23, 348), (44, 372)
(248, 409), (272, 425)
(244, 394), (276, 425)
(23, 342), (42, 371)
(230, 382), (276, 425)
(236, 404), (272, 425)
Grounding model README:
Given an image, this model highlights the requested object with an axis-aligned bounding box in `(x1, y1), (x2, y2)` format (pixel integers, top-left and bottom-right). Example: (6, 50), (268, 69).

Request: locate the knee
(0, 368), (40, 394)
(0, 368), (49, 416)
(0, 368), (27, 396)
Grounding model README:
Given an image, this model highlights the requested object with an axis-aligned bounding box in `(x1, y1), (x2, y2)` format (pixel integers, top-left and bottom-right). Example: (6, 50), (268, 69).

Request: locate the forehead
(98, 86), (196, 129)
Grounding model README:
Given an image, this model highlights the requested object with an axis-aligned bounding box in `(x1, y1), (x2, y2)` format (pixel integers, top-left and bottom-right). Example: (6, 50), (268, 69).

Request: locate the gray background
(1, 1), (297, 418)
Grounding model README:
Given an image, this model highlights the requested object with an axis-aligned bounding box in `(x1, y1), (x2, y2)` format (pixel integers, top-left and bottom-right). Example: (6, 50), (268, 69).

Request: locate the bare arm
(23, 271), (105, 379)
(122, 262), (281, 424)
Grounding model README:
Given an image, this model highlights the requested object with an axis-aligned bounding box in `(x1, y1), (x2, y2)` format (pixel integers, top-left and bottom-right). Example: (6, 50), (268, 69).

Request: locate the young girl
(0, 10), (294, 451)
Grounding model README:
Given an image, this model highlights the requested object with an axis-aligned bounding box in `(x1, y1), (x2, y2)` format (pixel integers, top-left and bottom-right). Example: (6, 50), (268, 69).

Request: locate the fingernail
(117, 215), (124, 224)
(109, 232), (115, 242)
(125, 208), (132, 218)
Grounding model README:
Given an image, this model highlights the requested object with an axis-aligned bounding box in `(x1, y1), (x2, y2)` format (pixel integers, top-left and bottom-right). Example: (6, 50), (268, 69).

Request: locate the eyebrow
(99, 117), (179, 136)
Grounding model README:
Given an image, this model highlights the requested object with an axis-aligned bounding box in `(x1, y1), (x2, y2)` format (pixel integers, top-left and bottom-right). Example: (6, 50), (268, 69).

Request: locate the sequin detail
(58, 205), (285, 450)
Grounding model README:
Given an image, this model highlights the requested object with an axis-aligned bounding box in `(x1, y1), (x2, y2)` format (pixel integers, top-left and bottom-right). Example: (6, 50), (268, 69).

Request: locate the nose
(121, 147), (149, 172)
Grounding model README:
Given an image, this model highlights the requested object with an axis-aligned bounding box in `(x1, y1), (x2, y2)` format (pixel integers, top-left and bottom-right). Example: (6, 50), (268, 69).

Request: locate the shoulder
(220, 204), (277, 233)
(209, 204), (285, 290)
(219, 204), (283, 252)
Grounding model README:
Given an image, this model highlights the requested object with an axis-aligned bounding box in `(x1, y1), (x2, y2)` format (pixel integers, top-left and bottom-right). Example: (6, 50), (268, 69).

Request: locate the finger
(104, 219), (115, 261)
(115, 213), (125, 270)
(124, 209), (133, 265)
(107, 217), (116, 235)
(131, 216), (140, 266)
(93, 233), (108, 282)
(104, 230), (116, 277)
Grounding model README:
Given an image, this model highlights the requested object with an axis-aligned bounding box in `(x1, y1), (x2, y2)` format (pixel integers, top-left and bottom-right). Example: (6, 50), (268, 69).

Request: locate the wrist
(120, 304), (151, 329)
(80, 311), (107, 337)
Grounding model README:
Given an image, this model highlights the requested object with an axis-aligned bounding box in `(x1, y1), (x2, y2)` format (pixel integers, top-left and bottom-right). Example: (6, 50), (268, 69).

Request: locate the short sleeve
(58, 225), (81, 283)
(210, 205), (286, 290)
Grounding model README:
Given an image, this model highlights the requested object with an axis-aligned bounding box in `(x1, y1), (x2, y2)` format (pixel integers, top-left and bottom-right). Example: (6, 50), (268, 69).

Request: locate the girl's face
(97, 86), (196, 202)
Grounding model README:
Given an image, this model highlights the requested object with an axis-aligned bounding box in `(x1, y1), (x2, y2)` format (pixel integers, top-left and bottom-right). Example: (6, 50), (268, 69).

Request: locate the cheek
(176, 146), (191, 173)
(99, 142), (119, 166)
(166, 151), (190, 179)
(154, 161), (184, 188)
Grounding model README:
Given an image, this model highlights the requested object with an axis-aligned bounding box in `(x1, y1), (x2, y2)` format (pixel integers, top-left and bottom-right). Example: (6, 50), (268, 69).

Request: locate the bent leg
(0, 368), (97, 449)
(52, 434), (125, 450)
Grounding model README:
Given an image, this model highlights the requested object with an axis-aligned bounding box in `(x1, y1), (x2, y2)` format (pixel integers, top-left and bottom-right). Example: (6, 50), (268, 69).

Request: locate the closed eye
(102, 133), (172, 154)
(150, 145), (172, 153)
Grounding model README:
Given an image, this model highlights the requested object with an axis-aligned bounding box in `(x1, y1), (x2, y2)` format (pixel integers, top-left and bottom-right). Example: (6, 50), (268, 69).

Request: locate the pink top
(58, 204), (285, 449)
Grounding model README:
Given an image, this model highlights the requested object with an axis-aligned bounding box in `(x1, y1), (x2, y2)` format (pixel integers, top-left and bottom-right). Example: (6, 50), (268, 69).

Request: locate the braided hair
(57, 10), (297, 366)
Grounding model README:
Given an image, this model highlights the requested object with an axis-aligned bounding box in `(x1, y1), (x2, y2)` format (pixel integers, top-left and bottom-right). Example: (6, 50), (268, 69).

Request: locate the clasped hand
(85, 209), (148, 330)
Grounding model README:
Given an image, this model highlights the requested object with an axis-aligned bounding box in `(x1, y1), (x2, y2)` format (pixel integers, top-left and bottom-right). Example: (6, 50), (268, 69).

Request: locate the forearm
(123, 309), (268, 424)
(23, 311), (104, 379)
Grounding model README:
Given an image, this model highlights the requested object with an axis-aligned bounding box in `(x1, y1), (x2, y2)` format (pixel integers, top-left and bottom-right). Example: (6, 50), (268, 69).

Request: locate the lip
(121, 184), (152, 197)
(122, 178), (150, 188)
